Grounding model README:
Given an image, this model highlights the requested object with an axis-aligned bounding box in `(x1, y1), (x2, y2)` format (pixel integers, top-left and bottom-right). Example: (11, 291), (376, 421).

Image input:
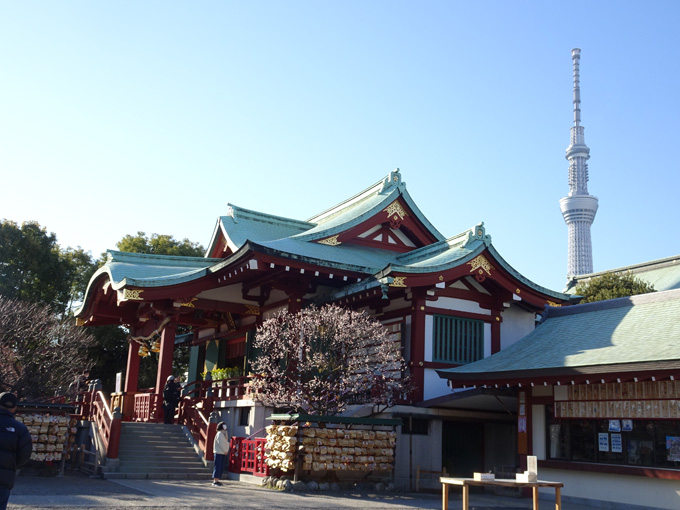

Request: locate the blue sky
(1, 1), (678, 293)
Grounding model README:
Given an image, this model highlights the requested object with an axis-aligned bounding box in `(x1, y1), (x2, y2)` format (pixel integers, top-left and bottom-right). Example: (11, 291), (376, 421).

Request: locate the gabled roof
(437, 288), (680, 386)
(564, 254), (680, 294)
(206, 169), (445, 258)
(206, 205), (313, 257)
(293, 169), (444, 244)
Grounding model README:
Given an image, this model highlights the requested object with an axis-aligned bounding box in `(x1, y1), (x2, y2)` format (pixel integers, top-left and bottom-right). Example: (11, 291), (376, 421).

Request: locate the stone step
(108, 423), (211, 480)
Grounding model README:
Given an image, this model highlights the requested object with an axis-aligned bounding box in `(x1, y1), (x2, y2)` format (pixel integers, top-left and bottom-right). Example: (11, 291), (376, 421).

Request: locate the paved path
(9, 471), (603, 510)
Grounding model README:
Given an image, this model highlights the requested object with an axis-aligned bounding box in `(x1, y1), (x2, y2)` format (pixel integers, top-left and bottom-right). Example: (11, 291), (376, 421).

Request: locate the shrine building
(438, 288), (680, 509)
(75, 168), (577, 487)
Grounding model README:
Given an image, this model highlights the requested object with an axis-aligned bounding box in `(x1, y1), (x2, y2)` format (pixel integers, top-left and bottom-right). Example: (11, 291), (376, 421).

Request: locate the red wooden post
(206, 420), (217, 461)
(491, 309), (502, 354)
(107, 407), (123, 459)
(155, 322), (177, 421)
(410, 289), (427, 403)
(124, 338), (141, 394)
(124, 339), (141, 419)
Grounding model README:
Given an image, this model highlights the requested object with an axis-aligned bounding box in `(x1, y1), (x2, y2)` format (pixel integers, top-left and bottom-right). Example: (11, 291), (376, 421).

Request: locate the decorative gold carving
(176, 297), (198, 308)
(547, 300), (562, 307)
(75, 318), (86, 327)
(318, 235), (341, 246)
(123, 289), (144, 301)
(384, 201), (407, 221)
(516, 288), (521, 294)
(438, 275), (444, 281)
(226, 313), (236, 330)
(245, 305), (260, 315)
(390, 277), (407, 288)
(467, 255), (494, 277)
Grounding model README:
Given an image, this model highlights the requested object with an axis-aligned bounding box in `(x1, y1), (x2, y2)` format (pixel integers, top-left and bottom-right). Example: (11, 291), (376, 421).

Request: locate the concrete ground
(8, 470), (608, 510)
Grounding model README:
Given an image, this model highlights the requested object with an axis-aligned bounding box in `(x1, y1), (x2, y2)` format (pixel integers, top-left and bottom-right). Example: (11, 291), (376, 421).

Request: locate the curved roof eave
(485, 244), (575, 301)
(74, 266), (114, 318)
(293, 169), (445, 243)
(74, 250), (224, 317)
(375, 226), (574, 301)
(205, 217), (226, 258)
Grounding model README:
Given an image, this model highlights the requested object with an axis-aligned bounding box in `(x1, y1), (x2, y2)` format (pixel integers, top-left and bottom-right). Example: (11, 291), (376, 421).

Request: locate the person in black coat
(0, 392), (32, 510)
(162, 376), (181, 424)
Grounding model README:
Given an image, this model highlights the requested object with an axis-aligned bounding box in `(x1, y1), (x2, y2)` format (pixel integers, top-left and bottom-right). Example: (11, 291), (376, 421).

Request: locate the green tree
(574, 272), (655, 303)
(0, 220), (71, 312)
(117, 232), (205, 257)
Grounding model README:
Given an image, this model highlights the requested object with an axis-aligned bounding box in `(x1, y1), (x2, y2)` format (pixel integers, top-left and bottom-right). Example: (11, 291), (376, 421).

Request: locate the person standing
(0, 392), (32, 510)
(162, 376), (180, 424)
(212, 421), (229, 486)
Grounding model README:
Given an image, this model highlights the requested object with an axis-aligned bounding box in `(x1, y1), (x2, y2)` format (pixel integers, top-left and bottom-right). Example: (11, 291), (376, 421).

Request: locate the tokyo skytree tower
(559, 48), (598, 276)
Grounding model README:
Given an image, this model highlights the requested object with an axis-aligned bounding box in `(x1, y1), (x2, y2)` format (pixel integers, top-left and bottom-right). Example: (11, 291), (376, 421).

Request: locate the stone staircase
(102, 422), (213, 480)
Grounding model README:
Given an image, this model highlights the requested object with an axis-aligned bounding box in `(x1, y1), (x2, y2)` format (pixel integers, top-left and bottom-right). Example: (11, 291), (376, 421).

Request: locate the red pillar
(124, 339), (141, 394)
(409, 289), (427, 403)
(123, 339), (141, 420)
(287, 293), (304, 314)
(491, 310), (502, 354)
(155, 322), (177, 418)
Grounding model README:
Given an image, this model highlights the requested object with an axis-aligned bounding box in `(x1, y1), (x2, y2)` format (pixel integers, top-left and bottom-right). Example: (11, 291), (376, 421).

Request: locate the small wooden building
(438, 288), (680, 509)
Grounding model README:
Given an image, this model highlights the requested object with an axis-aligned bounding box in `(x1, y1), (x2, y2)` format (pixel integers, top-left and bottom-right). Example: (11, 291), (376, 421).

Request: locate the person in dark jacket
(162, 376), (181, 424)
(0, 392), (32, 510)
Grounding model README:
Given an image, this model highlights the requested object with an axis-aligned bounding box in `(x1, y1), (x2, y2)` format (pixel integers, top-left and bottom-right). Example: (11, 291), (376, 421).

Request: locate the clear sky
(1, 1), (678, 293)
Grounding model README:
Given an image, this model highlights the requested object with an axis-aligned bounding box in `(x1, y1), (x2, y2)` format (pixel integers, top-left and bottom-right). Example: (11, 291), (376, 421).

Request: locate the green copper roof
(438, 289), (680, 378)
(293, 169), (445, 243)
(100, 250), (221, 288)
(210, 204), (313, 253)
(564, 255), (680, 294)
(78, 170), (574, 320)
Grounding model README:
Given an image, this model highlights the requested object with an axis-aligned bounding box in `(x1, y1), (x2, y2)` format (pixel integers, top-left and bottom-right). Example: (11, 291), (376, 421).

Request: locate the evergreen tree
(574, 272), (655, 303)
(116, 232), (205, 257)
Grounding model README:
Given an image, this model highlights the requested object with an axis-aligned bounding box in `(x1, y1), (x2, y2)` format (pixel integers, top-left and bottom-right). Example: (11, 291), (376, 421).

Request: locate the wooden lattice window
(433, 315), (483, 364)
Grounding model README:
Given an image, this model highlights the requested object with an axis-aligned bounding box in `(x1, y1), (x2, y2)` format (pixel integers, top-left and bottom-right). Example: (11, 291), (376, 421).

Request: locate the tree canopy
(249, 305), (409, 416)
(116, 232), (205, 257)
(574, 272), (655, 303)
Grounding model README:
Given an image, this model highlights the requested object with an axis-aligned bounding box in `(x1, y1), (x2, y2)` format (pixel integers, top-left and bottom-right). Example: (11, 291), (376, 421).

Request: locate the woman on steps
(212, 422), (229, 486)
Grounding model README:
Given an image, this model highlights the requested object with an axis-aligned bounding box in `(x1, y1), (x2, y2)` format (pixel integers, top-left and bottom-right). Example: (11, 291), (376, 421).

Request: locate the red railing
(180, 401), (216, 461)
(90, 390), (122, 459)
(132, 392), (160, 422)
(228, 436), (269, 477)
(182, 377), (252, 401)
(210, 376), (251, 401)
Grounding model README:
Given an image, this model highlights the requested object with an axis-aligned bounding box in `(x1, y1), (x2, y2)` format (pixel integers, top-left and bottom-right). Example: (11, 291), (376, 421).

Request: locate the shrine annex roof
(437, 288), (680, 386)
(564, 254), (680, 294)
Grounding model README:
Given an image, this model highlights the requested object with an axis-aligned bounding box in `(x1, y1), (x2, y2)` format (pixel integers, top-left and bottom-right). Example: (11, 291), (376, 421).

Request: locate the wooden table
(440, 477), (564, 510)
